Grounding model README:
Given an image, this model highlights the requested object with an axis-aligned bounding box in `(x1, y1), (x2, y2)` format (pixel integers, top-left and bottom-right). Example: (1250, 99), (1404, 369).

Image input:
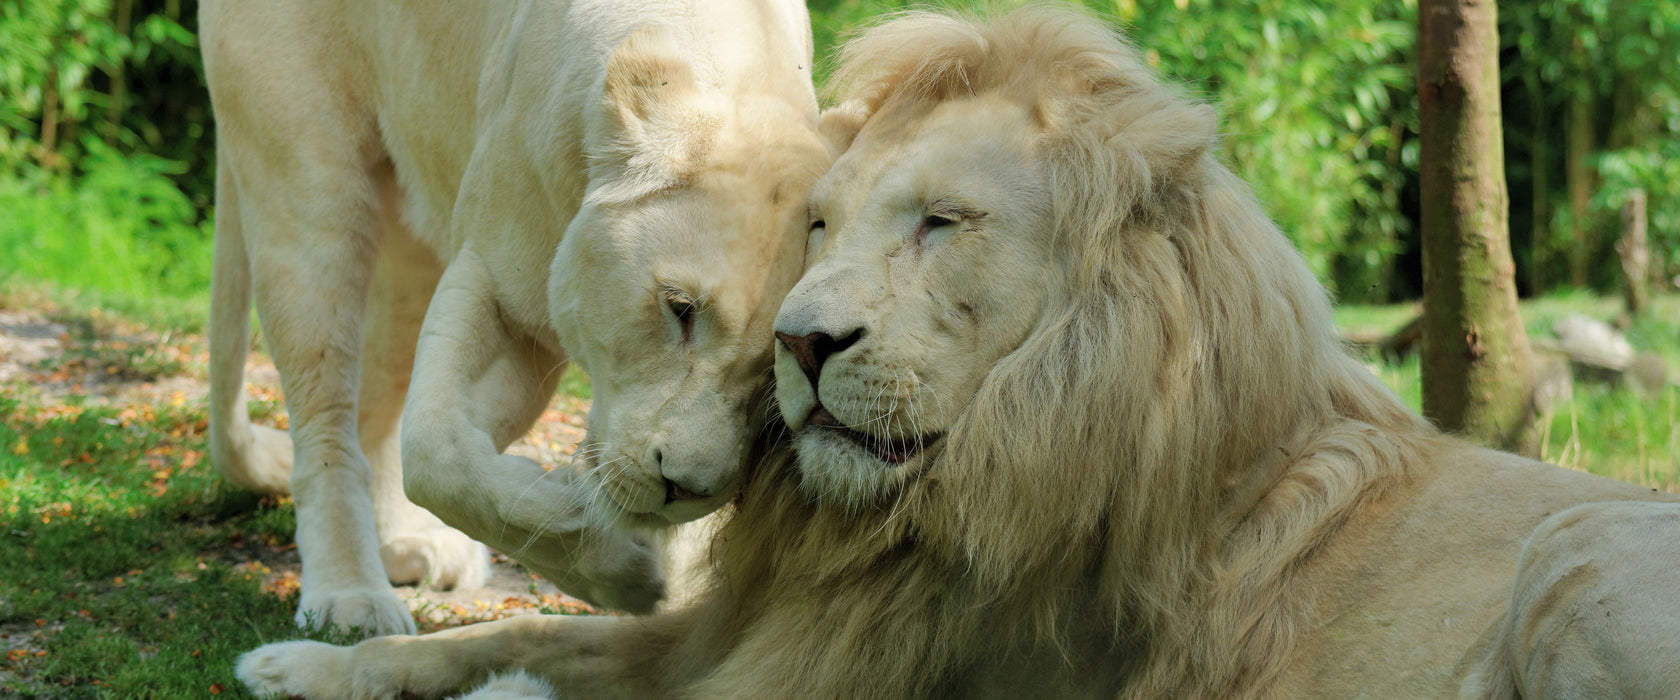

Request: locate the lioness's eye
(668, 299), (695, 343)
(809, 219), (825, 232)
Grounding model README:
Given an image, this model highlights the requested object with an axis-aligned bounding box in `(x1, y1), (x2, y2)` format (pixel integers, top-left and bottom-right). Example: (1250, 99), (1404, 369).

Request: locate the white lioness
(235, 7), (1680, 699)
(200, 0), (828, 636)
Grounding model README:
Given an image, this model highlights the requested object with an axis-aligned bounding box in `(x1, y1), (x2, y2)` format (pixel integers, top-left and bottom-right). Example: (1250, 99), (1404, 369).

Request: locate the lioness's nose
(775, 328), (862, 388)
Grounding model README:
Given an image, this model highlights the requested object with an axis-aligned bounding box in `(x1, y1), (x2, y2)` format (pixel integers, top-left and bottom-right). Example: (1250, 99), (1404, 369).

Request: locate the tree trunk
(1617, 188), (1650, 317)
(1565, 89), (1596, 288)
(1527, 75), (1547, 295)
(105, 0), (132, 144)
(40, 66), (60, 160)
(1418, 0), (1537, 451)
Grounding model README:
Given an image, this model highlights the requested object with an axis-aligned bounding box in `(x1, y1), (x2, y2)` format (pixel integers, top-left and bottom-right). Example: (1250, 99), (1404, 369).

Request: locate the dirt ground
(0, 305), (604, 632)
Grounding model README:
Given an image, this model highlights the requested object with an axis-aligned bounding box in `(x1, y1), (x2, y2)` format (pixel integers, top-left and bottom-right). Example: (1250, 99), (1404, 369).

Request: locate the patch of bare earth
(0, 305), (602, 632)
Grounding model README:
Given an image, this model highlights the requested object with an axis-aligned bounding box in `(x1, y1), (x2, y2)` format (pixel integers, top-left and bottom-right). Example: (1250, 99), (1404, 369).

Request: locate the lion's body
(1260, 446), (1675, 697)
(202, 0), (825, 636)
(236, 7), (1680, 699)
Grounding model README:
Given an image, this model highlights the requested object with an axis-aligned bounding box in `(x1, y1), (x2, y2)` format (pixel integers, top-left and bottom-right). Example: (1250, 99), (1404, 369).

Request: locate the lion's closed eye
(914, 200), (985, 246)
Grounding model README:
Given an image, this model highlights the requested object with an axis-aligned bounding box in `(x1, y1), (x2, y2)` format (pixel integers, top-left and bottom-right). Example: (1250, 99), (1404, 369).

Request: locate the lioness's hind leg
(360, 182), (489, 591)
(208, 159), (293, 494)
(1502, 500), (1680, 699)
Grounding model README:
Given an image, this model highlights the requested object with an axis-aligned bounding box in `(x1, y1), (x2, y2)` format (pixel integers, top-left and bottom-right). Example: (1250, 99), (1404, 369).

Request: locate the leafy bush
(1106, 0), (1416, 301)
(0, 139), (211, 300)
(1595, 138), (1680, 285)
(0, 0), (210, 206)
(0, 0), (1675, 305)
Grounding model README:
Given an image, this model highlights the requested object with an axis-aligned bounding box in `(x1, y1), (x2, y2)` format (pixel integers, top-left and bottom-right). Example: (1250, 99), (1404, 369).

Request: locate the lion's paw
(238, 640), (356, 699)
(295, 583), (416, 638)
(451, 671), (558, 700)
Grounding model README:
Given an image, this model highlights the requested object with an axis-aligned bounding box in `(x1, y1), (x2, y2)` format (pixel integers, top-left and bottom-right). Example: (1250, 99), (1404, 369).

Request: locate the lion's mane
(684, 7), (1440, 697)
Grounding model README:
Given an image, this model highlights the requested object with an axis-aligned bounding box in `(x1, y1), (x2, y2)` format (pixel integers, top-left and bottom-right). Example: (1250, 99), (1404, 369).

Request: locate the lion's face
(774, 95), (1055, 504)
(551, 119), (826, 525)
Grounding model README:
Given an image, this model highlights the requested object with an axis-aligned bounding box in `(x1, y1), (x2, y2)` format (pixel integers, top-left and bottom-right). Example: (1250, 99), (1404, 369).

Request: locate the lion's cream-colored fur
(238, 7), (1680, 699)
(201, 0), (827, 636)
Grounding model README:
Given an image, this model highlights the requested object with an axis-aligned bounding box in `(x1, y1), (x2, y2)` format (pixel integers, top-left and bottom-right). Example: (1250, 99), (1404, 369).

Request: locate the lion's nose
(775, 328), (863, 388)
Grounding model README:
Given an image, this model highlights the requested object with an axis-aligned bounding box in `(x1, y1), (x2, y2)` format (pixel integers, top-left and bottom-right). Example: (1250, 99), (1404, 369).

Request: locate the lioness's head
(549, 27), (830, 525)
(775, 7), (1365, 514)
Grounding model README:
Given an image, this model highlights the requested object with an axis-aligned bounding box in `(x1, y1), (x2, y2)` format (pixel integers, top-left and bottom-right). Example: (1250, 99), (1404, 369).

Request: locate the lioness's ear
(817, 100), (873, 157)
(587, 27), (722, 205)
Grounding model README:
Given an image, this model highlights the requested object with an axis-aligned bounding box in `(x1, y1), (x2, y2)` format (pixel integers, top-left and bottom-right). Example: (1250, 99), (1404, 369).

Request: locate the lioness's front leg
(401, 249), (664, 613)
(239, 611), (681, 699)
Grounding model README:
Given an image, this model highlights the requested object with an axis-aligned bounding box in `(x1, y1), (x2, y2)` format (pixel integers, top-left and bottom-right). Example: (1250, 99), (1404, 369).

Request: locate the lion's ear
(587, 27), (722, 205)
(818, 100), (873, 157)
(1044, 74), (1218, 217)
(1099, 95), (1217, 191)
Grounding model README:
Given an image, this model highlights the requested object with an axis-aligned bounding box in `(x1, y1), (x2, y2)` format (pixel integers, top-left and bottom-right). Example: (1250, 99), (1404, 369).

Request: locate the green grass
(0, 286), (604, 697)
(0, 280), (210, 337)
(0, 291), (399, 698)
(0, 394), (319, 698)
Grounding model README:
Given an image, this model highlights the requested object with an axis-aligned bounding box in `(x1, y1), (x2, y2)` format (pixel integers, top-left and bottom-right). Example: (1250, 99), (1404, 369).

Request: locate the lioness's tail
(208, 158), (294, 494)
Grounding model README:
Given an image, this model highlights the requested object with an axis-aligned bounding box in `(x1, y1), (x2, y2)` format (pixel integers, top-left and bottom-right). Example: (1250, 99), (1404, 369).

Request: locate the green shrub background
(7, 0), (1678, 305)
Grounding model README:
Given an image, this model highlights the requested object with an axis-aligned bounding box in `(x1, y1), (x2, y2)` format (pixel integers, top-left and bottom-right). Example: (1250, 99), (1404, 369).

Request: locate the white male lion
(235, 7), (1680, 699)
(200, 0), (829, 636)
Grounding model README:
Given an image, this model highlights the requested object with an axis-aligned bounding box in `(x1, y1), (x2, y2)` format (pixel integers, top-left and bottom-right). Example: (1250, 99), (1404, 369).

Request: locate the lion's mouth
(807, 406), (942, 465)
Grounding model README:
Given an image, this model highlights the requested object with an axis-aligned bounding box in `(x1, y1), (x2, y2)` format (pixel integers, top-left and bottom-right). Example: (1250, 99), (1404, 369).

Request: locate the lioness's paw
(452, 671), (558, 700)
(544, 529), (666, 614)
(215, 424), (295, 494)
(296, 584), (415, 638)
(239, 640), (354, 699)
(380, 527), (491, 590)
(247, 425), (296, 489)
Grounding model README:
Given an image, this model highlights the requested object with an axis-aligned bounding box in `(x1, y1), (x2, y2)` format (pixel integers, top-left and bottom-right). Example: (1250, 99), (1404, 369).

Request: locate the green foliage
(0, 139), (212, 301)
(0, 0), (1676, 308)
(1503, 0), (1680, 290)
(1104, 0), (1416, 301)
(808, 0), (914, 82)
(0, 0), (209, 197)
(1594, 139), (1680, 279)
